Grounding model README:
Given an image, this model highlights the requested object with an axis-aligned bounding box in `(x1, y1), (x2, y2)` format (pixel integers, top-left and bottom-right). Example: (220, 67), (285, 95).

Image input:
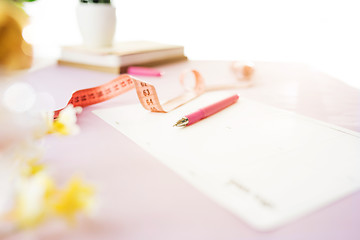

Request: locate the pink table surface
(11, 60), (360, 240)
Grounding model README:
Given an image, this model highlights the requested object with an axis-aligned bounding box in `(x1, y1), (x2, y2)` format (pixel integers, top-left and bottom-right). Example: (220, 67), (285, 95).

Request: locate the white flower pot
(76, 3), (116, 47)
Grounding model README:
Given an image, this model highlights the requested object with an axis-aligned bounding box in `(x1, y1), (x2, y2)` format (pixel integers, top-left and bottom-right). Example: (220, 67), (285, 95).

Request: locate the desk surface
(13, 60), (360, 239)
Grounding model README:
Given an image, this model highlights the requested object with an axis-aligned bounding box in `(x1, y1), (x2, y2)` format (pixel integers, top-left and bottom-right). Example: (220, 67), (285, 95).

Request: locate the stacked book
(58, 41), (187, 74)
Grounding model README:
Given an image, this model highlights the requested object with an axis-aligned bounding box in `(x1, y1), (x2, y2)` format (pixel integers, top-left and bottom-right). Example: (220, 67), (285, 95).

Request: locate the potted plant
(77, 0), (116, 47)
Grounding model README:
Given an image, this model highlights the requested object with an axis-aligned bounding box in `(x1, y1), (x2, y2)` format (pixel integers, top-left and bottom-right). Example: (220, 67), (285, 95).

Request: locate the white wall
(24, 0), (360, 87)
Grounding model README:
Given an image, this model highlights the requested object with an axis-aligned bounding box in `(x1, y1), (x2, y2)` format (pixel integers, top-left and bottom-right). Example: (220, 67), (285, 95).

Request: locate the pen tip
(173, 117), (188, 127)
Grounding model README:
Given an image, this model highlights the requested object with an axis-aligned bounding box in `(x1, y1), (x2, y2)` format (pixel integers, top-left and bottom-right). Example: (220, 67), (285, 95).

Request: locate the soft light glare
(3, 83), (36, 112)
(22, 25), (34, 45)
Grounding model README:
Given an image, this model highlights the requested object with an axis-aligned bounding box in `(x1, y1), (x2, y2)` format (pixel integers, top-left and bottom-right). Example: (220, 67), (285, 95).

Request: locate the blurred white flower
(48, 105), (82, 136)
(0, 79), (89, 234)
(12, 171), (52, 228)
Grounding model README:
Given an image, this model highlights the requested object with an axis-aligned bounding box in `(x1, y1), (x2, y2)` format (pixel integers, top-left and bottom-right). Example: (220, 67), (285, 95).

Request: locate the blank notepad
(93, 92), (360, 231)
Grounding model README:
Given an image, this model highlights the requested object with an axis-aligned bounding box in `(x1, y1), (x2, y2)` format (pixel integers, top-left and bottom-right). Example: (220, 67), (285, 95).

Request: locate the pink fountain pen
(173, 94), (239, 127)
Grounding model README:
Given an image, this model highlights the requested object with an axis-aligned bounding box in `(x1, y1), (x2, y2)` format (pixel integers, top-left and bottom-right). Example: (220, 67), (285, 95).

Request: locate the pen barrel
(202, 94), (239, 117)
(185, 94), (239, 126)
(186, 109), (206, 126)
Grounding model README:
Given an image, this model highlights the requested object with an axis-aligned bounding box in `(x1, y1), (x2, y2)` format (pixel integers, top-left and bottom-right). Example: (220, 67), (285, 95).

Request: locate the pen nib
(173, 117), (189, 127)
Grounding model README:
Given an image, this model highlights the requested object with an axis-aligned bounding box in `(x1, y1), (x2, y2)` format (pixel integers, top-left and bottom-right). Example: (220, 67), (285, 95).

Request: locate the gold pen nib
(173, 117), (189, 127)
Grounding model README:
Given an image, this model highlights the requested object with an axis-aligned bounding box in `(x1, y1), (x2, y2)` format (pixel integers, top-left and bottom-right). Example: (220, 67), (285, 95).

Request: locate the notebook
(93, 91), (360, 231)
(58, 41), (187, 74)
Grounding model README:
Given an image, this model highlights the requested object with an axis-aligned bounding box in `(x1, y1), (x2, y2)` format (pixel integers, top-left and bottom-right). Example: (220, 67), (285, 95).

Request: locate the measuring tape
(54, 64), (254, 118)
(54, 70), (205, 118)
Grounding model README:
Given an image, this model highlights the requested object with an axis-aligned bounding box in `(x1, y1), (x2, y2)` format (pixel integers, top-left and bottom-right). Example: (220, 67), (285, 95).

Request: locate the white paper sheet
(93, 91), (360, 231)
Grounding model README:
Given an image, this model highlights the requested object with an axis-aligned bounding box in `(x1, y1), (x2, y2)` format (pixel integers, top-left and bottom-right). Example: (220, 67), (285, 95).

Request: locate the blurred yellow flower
(10, 170), (95, 229)
(0, 0), (32, 72)
(47, 105), (82, 136)
(21, 158), (45, 177)
(52, 177), (95, 224)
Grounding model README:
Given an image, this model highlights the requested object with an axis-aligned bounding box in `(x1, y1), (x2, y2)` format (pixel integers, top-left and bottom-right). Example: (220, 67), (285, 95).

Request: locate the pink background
(10, 60), (360, 239)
